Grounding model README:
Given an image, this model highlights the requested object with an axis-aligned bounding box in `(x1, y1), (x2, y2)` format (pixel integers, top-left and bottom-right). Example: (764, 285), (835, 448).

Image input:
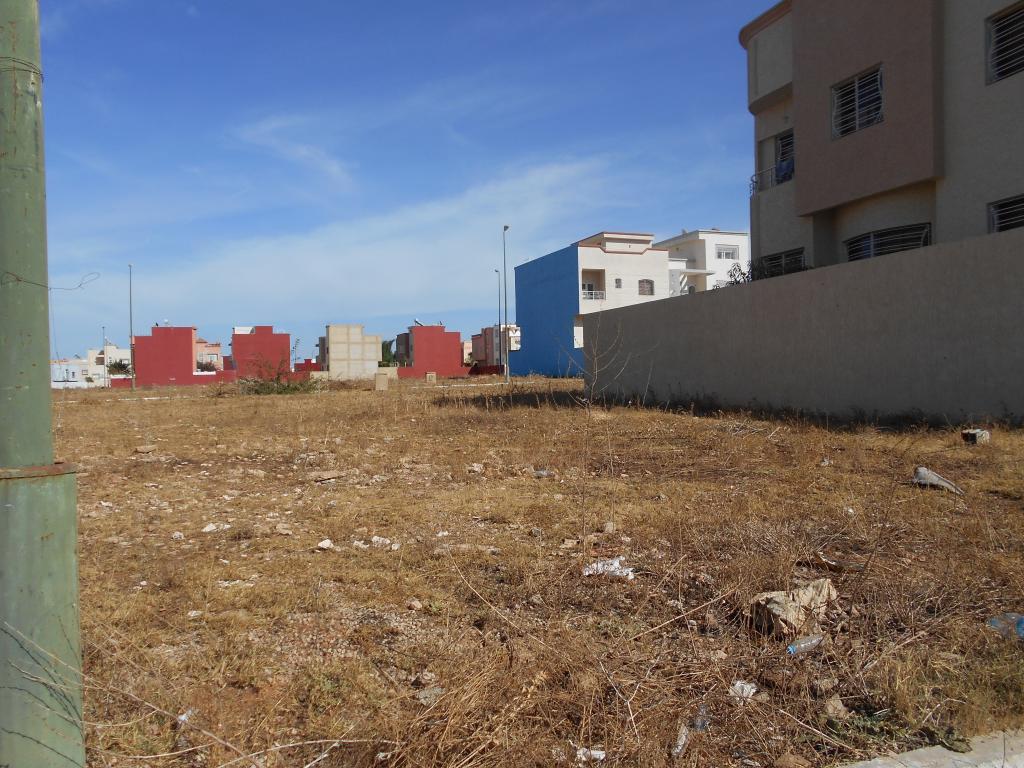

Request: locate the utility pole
(128, 262), (135, 389)
(0, 1), (85, 766)
(502, 225), (510, 384)
(101, 324), (106, 387)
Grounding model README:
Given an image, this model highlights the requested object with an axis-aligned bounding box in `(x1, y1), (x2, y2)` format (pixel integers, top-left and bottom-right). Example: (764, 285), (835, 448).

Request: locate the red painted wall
(396, 325), (470, 379)
(294, 358), (321, 373)
(231, 326), (291, 379)
(132, 326), (236, 387)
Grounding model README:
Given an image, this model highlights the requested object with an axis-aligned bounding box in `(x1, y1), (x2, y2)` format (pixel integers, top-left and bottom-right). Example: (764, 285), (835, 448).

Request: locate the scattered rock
(559, 538), (579, 549)
(171, 531), (185, 541)
(823, 694), (850, 720)
(406, 598), (423, 611)
(575, 746), (606, 763)
(582, 557), (636, 580)
(352, 540), (370, 550)
(466, 463), (484, 474)
(187, 610), (203, 620)
(411, 670), (437, 688)
(316, 538), (334, 550)
(414, 686), (444, 707)
(912, 466), (964, 495)
(201, 522), (230, 533)
(134, 445), (156, 454)
(528, 594), (544, 607)
(246, 468), (266, 478)
(274, 523), (293, 535)
(961, 428), (990, 445)
(749, 578), (838, 639)
(656, 493), (669, 502)
(602, 521), (616, 534)
(534, 469), (556, 479)
(530, 527), (544, 538)
(371, 535), (392, 548)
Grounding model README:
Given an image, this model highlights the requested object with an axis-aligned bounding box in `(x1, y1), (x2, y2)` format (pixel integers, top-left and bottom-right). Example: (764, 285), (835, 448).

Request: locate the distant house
(316, 324), (382, 380)
(510, 232), (668, 377)
(395, 324), (469, 379)
(658, 230), (750, 294)
(132, 326), (236, 387)
(470, 324), (520, 370)
(229, 326), (291, 379)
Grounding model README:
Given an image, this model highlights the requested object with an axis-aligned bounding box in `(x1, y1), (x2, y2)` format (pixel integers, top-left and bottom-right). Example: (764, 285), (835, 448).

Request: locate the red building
(395, 324), (470, 379)
(229, 326), (292, 379)
(132, 326), (237, 388)
(294, 358), (321, 373)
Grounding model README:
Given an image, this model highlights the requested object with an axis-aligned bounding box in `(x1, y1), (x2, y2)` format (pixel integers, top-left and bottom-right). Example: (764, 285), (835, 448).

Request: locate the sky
(41, 0), (775, 360)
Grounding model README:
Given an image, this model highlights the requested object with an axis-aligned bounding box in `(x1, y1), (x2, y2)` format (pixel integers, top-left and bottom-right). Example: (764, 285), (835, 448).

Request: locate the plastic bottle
(692, 704), (710, 732)
(987, 613), (1024, 640)
(786, 634), (824, 655)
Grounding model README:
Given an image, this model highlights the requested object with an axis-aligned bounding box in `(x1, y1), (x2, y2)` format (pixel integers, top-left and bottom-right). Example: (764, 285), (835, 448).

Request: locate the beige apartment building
(741, 0), (1024, 276)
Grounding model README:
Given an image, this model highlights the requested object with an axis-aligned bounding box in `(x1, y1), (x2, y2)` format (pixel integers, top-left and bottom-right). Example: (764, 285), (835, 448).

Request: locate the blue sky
(42, 0), (774, 360)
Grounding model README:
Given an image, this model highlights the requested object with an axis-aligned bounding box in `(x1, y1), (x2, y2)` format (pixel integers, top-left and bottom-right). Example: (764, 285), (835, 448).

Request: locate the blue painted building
(510, 232), (670, 377)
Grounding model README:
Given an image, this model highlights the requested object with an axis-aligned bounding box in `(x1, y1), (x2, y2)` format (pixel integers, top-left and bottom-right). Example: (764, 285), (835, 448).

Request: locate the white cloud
(48, 156), (620, 351)
(234, 114), (355, 190)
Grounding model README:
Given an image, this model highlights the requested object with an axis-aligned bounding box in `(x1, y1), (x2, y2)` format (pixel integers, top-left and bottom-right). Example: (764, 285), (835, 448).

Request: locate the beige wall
(745, 6), (793, 111)
(321, 324), (382, 380)
(831, 182), (936, 258)
(791, 0), (941, 217)
(585, 229), (1024, 423)
(935, 0), (1024, 243)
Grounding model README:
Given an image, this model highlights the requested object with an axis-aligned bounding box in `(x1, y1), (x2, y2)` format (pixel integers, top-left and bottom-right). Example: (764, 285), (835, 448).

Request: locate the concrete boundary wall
(584, 229), (1024, 423)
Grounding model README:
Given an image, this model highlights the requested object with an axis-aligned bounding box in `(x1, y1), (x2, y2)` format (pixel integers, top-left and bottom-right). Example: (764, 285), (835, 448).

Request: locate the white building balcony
(581, 290), (606, 300)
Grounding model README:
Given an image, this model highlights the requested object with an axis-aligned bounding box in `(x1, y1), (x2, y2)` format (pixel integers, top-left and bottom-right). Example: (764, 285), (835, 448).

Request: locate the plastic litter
(912, 466), (964, 495)
(575, 746), (606, 763)
(729, 680), (757, 704)
(961, 428), (991, 445)
(787, 634), (824, 655)
(670, 705), (710, 759)
(987, 613), (1024, 640)
(582, 556), (636, 580)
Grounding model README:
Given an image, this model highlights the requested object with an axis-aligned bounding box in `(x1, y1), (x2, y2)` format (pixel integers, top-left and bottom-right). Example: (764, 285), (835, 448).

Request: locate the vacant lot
(56, 379), (1023, 767)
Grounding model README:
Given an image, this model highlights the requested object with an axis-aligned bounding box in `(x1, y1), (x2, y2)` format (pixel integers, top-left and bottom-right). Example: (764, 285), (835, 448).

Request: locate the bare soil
(55, 378), (1024, 767)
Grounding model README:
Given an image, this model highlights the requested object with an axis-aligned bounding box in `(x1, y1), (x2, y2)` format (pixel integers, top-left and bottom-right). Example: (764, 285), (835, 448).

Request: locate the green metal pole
(0, 1), (84, 766)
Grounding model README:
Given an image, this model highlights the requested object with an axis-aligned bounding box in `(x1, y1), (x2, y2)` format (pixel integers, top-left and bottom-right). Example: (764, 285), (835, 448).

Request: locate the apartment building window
(638, 279), (654, 296)
(759, 248), (805, 278)
(716, 245), (739, 260)
(775, 130), (794, 183)
(988, 2), (1024, 83)
(989, 193), (1024, 232)
(832, 67), (883, 138)
(845, 223), (931, 261)
(614, 278), (622, 289)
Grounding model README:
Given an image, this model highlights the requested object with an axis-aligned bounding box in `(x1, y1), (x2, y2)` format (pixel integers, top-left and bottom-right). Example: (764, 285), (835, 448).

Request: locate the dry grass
(51, 378), (1024, 767)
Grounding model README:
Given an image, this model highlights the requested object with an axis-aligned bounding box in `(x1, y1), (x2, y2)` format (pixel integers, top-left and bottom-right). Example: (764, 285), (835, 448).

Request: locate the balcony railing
(750, 159), (794, 195)
(581, 290), (606, 300)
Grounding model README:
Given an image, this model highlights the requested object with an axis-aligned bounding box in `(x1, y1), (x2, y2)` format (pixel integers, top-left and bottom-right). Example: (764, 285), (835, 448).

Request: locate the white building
(51, 341), (133, 388)
(316, 324), (382, 380)
(656, 229), (751, 295)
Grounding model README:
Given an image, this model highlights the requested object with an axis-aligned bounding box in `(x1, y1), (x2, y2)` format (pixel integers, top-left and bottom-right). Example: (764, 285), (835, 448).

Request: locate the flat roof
(739, 0), (790, 50)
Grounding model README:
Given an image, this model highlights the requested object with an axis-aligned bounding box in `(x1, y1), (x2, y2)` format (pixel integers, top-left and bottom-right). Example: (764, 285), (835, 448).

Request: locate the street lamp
(494, 268), (501, 371)
(502, 225), (510, 384)
(128, 263), (136, 390)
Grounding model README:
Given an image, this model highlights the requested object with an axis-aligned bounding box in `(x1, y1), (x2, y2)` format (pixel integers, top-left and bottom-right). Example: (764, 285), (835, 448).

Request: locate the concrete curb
(844, 731), (1023, 767)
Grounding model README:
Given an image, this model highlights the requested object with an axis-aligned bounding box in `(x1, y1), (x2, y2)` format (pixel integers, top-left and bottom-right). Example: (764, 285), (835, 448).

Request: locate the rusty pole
(0, 1), (85, 765)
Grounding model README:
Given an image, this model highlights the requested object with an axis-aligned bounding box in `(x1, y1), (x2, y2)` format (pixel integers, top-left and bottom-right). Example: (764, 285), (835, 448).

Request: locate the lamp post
(502, 225), (510, 384)
(494, 268), (501, 371)
(101, 324), (106, 388)
(128, 263), (135, 390)
(0, 1), (85, 764)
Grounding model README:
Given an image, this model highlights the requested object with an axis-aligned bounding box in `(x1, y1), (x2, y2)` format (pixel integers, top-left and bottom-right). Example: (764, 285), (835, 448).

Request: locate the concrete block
(374, 372), (389, 391)
(843, 730), (1023, 768)
(425, 372), (437, 383)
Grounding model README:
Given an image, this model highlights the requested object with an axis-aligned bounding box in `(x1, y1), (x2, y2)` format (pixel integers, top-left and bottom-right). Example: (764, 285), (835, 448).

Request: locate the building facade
(316, 324), (382, 380)
(229, 325), (291, 379)
(133, 326), (236, 387)
(510, 232), (669, 377)
(657, 229), (751, 294)
(741, 0), (1024, 275)
(470, 324), (521, 369)
(395, 324), (470, 379)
